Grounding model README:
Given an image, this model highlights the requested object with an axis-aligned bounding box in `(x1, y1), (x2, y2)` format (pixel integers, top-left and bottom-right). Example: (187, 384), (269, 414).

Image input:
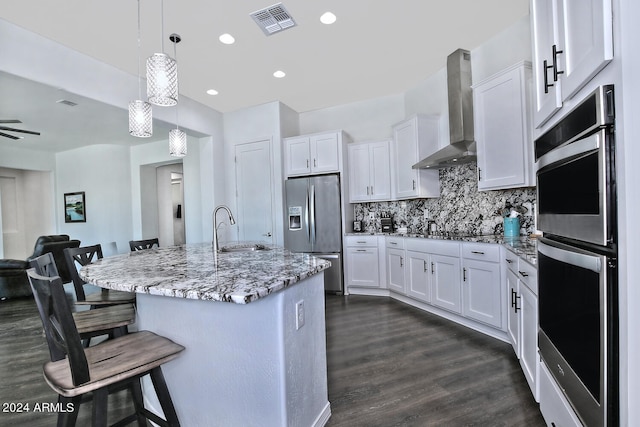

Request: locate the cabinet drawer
(405, 238), (460, 257)
(503, 248), (519, 274)
(386, 236), (405, 249)
(462, 243), (500, 263)
(346, 235), (377, 247)
(517, 258), (538, 295)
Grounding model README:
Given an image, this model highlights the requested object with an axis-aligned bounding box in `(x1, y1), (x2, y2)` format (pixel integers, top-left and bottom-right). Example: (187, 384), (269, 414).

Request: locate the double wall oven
(535, 85), (618, 427)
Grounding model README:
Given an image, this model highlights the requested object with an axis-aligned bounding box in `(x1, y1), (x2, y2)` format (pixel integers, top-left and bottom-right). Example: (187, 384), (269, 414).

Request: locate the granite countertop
(79, 242), (331, 304)
(346, 232), (538, 265)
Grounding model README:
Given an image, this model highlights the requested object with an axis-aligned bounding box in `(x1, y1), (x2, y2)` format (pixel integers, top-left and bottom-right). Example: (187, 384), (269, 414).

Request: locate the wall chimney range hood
(413, 49), (476, 169)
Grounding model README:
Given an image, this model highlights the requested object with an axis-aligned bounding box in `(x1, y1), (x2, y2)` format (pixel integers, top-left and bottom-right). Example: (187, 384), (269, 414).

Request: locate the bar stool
(27, 269), (184, 427)
(129, 238), (159, 252)
(29, 253), (135, 344)
(64, 245), (136, 308)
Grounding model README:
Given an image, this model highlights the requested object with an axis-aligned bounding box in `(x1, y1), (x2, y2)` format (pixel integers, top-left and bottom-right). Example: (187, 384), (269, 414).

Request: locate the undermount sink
(220, 243), (269, 253)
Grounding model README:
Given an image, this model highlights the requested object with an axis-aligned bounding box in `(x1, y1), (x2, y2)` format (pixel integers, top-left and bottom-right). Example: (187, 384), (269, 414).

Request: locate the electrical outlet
(368, 212), (375, 220)
(423, 209), (430, 220)
(296, 300), (305, 330)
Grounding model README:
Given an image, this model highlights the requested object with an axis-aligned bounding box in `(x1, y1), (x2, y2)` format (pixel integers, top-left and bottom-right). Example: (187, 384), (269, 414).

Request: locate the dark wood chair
(29, 252), (135, 344)
(27, 268), (183, 427)
(129, 238), (159, 252)
(64, 245), (136, 308)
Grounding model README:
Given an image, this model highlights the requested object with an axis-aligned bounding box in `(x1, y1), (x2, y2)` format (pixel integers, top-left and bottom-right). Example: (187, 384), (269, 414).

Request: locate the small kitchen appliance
(381, 214), (393, 233)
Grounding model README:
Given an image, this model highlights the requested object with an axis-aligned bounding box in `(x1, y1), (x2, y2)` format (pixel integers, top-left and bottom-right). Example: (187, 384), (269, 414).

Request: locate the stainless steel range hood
(413, 49), (476, 169)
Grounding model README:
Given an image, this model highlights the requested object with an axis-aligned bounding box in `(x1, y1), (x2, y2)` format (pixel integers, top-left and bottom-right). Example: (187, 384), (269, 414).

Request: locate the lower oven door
(537, 237), (616, 427)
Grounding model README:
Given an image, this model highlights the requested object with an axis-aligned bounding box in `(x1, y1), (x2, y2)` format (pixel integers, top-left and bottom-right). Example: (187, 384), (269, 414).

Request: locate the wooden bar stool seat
(27, 269), (184, 427)
(30, 252), (136, 344)
(64, 245), (136, 308)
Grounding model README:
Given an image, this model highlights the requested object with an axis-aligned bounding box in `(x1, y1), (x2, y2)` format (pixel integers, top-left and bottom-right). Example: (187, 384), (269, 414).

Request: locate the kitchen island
(80, 242), (332, 427)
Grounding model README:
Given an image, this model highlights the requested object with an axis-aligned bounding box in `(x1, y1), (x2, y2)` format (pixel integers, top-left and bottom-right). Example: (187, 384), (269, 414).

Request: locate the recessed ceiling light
(320, 12), (337, 25)
(273, 70), (286, 78)
(219, 33), (235, 45)
(206, 89), (219, 95)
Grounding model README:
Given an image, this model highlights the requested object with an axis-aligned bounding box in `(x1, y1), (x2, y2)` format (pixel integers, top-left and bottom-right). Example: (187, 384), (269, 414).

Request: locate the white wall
(56, 144), (132, 253)
(223, 102), (286, 245)
(299, 94), (405, 142)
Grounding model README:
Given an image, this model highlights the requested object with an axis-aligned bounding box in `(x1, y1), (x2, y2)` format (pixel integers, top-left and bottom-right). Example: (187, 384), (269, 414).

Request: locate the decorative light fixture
(168, 33), (186, 157)
(129, 0), (152, 137)
(147, 0), (178, 106)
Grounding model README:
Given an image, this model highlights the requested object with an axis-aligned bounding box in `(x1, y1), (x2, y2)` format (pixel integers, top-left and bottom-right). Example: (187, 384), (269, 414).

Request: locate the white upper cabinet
(284, 131), (342, 177)
(348, 140), (392, 202)
(530, 0), (613, 128)
(391, 115), (440, 200)
(473, 62), (535, 191)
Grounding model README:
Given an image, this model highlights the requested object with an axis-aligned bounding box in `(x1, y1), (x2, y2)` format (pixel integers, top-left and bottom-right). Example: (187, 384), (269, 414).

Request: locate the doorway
(0, 167), (54, 258)
(139, 162), (185, 247)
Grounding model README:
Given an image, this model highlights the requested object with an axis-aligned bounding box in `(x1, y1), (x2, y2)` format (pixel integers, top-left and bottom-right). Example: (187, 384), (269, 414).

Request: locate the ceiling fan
(0, 119), (41, 140)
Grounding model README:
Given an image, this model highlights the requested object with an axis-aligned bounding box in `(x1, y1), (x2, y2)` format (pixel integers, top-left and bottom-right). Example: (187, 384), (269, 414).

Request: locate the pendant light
(129, 0), (152, 137)
(168, 33), (186, 157)
(147, 0), (178, 106)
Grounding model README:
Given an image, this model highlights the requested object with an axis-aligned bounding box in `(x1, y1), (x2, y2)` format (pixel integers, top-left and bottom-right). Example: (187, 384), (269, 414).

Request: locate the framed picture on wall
(64, 192), (86, 223)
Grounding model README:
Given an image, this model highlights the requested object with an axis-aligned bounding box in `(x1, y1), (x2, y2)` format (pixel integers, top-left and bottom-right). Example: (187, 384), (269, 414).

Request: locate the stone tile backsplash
(353, 162), (537, 236)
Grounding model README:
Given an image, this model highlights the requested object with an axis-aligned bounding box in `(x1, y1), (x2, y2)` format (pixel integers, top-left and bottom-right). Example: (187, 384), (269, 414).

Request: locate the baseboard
(313, 401), (332, 427)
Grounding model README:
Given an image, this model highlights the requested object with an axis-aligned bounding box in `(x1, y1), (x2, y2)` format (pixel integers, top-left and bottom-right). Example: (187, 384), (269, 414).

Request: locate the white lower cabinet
(430, 253), (462, 314)
(345, 235), (383, 290)
(386, 237), (406, 294)
(504, 246), (539, 402)
(407, 250), (431, 302)
(461, 243), (503, 328)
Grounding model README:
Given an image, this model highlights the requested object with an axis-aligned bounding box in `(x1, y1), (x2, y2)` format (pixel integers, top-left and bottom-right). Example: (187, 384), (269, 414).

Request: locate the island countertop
(79, 242), (331, 304)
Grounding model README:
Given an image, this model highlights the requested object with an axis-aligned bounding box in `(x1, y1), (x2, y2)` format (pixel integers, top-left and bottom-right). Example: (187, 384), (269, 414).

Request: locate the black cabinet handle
(423, 260), (428, 272)
(515, 294), (521, 313)
(431, 262), (435, 274)
(552, 44), (564, 81)
(511, 289), (516, 308)
(478, 168), (482, 181)
(543, 59), (554, 94)
(505, 259), (514, 264)
(463, 268), (467, 282)
(471, 251), (485, 255)
(519, 271), (529, 277)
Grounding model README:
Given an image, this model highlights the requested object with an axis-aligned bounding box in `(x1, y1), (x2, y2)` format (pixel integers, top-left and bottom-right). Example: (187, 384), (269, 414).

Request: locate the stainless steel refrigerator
(284, 174), (343, 293)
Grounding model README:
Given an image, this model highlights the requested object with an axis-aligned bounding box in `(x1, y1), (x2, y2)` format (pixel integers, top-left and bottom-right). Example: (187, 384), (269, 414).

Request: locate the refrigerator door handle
(310, 184), (316, 245)
(305, 186), (311, 243)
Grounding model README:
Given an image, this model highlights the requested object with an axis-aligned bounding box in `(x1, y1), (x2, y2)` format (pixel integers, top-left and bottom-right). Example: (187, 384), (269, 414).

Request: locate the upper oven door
(536, 128), (614, 246)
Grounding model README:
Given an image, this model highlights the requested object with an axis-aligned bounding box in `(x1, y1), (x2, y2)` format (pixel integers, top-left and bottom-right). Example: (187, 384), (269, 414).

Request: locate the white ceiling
(0, 0), (529, 151)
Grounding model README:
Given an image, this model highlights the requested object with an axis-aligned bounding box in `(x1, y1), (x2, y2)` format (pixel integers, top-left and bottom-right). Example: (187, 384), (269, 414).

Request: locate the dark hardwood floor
(324, 294), (545, 427)
(1, 294), (544, 426)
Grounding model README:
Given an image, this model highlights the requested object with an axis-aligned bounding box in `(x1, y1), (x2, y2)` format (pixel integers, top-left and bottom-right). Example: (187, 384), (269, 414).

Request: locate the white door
(235, 139), (274, 244)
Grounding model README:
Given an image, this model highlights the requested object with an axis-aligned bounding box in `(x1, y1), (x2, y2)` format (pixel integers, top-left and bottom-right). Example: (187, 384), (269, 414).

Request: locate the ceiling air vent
(56, 99), (78, 107)
(250, 3), (296, 36)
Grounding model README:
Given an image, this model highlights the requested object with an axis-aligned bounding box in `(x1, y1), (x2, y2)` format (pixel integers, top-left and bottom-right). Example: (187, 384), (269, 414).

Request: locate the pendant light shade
(169, 128), (187, 157)
(147, 0), (178, 107)
(147, 53), (178, 106)
(129, 0), (153, 137)
(129, 100), (152, 137)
